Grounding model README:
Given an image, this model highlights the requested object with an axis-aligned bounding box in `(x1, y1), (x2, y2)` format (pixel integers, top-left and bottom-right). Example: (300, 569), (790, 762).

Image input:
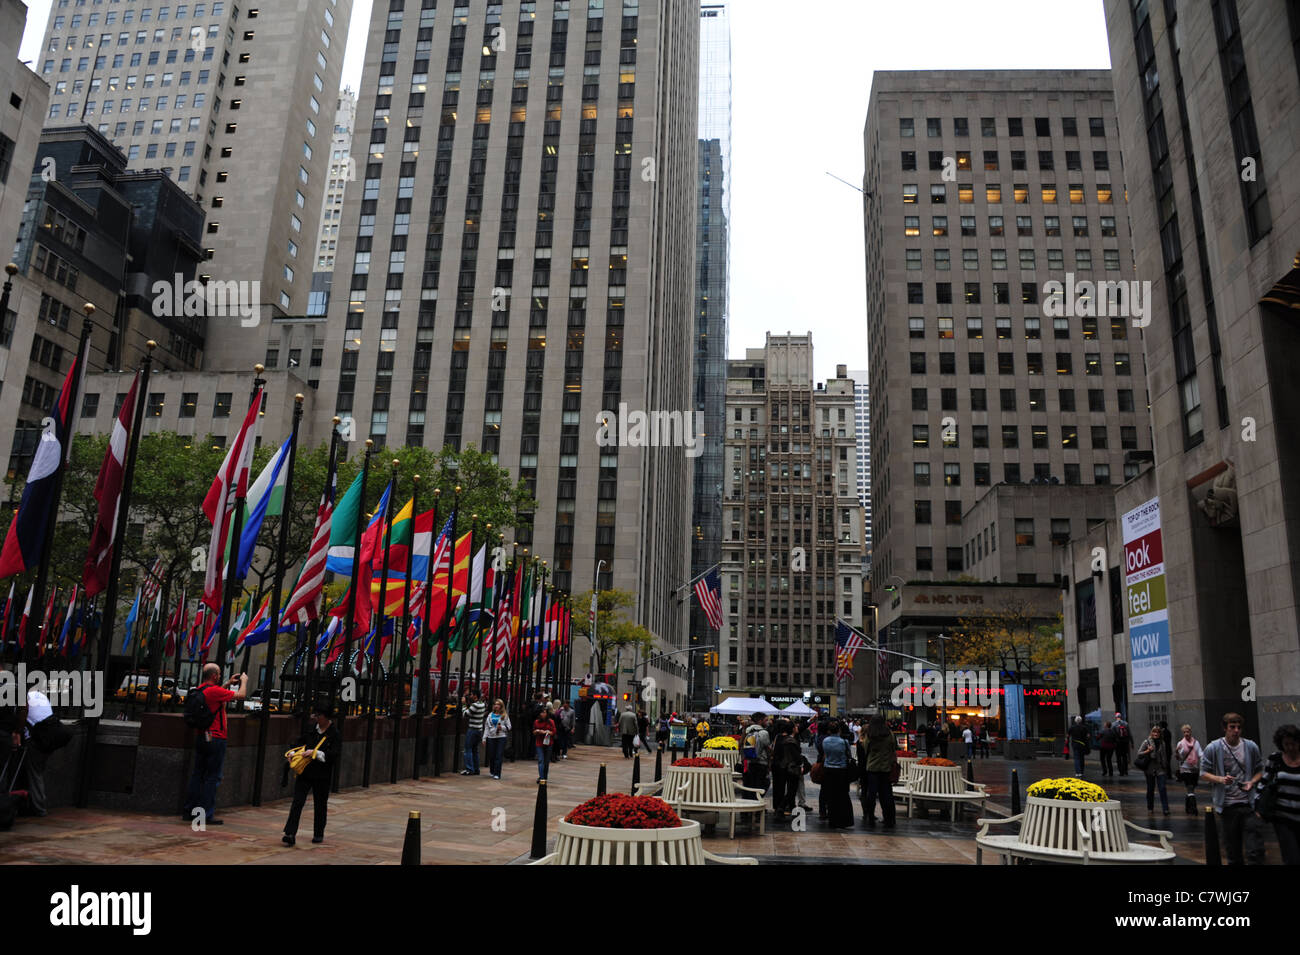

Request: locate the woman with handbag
(1259, 724), (1300, 864)
(1136, 724), (1171, 816)
(1174, 724), (1204, 814)
(483, 699), (511, 780)
(856, 715), (896, 830)
(819, 720), (854, 830)
(282, 702), (341, 846)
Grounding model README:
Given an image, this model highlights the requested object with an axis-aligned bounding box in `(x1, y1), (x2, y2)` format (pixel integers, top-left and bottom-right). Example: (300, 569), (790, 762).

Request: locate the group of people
(918, 720), (990, 759)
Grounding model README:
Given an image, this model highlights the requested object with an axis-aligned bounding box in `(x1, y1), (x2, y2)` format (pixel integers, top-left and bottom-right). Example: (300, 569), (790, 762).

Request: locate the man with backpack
(182, 664), (247, 826)
(743, 713), (772, 797)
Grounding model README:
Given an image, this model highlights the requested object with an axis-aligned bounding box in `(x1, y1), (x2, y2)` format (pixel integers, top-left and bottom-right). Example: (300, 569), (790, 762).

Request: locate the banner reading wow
(1122, 496), (1172, 694)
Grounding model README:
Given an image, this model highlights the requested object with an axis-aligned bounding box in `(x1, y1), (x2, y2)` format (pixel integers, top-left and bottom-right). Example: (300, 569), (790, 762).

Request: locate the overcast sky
(19, 0), (1112, 382)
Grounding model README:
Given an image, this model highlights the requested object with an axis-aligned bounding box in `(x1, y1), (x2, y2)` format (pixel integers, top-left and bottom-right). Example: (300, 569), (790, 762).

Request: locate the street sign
(621, 668), (634, 674)
(669, 724), (687, 749)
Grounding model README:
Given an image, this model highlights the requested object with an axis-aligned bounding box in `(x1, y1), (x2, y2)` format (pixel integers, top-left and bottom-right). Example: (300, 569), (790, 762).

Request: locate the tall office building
(320, 1), (699, 709)
(34, 0), (354, 368)
(1057, 0), (1300, 742)
(721, 335), (865, 703)
(315, 87), (357, 273)
(848, 370), (871, 559)
(863, 71), (1154, 607)
(0, 0), (48, 256)
(688, 1), (730, 707)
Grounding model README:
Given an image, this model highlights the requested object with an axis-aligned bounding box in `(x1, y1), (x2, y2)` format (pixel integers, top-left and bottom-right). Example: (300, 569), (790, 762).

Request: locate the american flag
(693, 569), (724, 631)
(141, 556), (165, 606)
(835, 619), (865, 682)
(280, 459), (337, 626)
(877, 625), (890, 688)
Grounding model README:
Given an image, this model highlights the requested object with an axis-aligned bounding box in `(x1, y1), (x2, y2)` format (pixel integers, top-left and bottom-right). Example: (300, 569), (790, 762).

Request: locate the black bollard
(530, 780), (549, 860)
(400, 810), (421, 866)
(1204, 806), (1221, 865)
(967, 759), (975, 784)
(654, 747), (663, 782)
(631, 753), (641, 794)
(1010, 768), (1021, 816)
(597, 762), (607, 796)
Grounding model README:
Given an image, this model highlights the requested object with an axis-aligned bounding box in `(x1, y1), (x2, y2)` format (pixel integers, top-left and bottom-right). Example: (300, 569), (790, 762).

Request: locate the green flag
(325, 472), (365, 574)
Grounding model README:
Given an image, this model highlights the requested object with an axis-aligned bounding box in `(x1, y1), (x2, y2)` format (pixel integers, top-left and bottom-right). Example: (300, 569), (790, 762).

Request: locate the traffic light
(622, 692), (631, 702)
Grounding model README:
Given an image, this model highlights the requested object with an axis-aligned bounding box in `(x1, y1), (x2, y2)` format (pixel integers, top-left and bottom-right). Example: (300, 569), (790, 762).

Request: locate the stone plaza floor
(0, 741), (1249, 864)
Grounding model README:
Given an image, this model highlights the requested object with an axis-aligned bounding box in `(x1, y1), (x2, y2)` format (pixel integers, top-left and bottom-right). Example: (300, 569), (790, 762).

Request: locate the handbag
(1257, 759), (1282, 821)
(1133, 742), (1152, 772)
(29, 715), (73, 754)
(809, 760), (825, 784)
(285, 734), (327, 776)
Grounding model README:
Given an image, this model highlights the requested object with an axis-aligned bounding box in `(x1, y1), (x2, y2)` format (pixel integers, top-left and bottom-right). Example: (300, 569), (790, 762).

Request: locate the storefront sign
(912, 593), (985, 605)
(1122, 496), (1173, 694)
(669, 724), (687, 749)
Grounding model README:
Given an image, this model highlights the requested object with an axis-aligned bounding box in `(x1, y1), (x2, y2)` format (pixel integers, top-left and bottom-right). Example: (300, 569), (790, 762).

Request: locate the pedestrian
(637, 709), (652, 754)
(618, 705), (638, 758)
(281, 701), (340, 846)
(742, 713), (771, 796)
(556, 700), (574, 759)
(1259, 724), (1300, 865)
(1199, 712), (1266, 864)
(819, 720), (854, 829)
(182, 664), (247, 826)
(656, 713), (669, 752)
(1174, 724), (1204, 814)
(923, 721), (936, 758)
(770, 720), (801, 822)
(857, 714), (897, 830)
(937, 721), (950, 759)
(1098, 721), (1117, 777)
(460, 690), (487, 776)
(483, 699), (511, 779)
(1068, 716), (1091, 777)
(533, 706), (558, 781)
(962, 723), (974, 760)
(977, 723), (990, 758)
(18, 686), (53, 817)
(1113, 712), (1131, 775)
(1136, 723), (1171, 815)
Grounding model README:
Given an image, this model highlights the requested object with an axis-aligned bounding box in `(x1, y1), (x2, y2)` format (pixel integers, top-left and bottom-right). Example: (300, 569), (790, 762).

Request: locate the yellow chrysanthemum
(1027, 777), (1109, 802)
(703, 736), (738, 750)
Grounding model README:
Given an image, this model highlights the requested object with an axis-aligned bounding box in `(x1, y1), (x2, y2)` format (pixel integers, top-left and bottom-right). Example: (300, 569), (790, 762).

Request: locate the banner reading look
(1122, 496), (1172, 694)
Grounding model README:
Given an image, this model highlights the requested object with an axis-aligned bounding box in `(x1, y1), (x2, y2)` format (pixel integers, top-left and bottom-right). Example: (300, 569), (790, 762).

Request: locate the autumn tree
(947, 596), (1065, 687)
(569, 588), (655, 673)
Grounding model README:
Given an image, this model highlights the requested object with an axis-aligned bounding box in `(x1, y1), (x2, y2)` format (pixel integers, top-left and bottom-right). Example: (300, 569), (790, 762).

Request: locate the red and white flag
(16, 585), (32, 649)
(280, 462), (336, 627)
(201, 388), (263, 610)
(83, 371), (140, 597)
(693, 569), (724, 631)
(141, 556), (165, 607)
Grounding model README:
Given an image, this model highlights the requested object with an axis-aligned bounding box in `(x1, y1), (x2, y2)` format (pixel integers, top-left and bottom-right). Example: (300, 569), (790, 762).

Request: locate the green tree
(949, 599), (1065, 686)
(569, 588), (655, 672)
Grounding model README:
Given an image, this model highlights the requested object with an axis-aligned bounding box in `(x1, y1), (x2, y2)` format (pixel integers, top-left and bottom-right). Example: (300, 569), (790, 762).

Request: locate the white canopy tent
(710, 697), (780, 716)
(779, 700), (816, 717)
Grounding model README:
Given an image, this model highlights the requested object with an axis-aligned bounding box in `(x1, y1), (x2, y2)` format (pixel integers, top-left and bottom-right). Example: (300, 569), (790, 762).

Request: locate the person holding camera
(1200, 712), (1265, 864)
(182, 664), (247, 826)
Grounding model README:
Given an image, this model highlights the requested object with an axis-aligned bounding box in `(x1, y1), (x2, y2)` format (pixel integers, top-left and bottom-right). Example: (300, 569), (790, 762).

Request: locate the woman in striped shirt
(1262, 724), (1300, 865)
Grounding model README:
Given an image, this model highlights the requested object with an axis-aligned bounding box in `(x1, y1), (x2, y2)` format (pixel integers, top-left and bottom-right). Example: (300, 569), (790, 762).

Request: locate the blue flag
(236, 436), (291, 578)
(122, 589), (141, 652)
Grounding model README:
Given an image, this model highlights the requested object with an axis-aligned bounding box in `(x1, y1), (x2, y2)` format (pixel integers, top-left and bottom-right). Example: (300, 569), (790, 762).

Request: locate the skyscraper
(33, 0), (354, 367)
(320, 0), (699, 708)
(315, 87), (358, 274)
(848, 370), (871, 560)
(689, 1), (730, 707)
(863, 71), (1154, 603)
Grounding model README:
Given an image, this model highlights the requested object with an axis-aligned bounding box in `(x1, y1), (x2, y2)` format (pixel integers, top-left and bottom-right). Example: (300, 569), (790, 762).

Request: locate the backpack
(1117, 722), (1129, 740)
(183, 685), (216, 731)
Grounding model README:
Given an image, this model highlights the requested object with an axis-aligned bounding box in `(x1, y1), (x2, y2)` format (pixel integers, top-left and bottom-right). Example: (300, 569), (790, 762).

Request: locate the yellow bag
(285, 735), (326, 776)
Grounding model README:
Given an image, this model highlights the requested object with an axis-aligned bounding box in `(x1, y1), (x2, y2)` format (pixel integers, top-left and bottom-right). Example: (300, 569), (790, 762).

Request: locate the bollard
(631, 753), (641, 794)
(597, 762), (607, 796)
(654, 747), (663, 782)
(530, 780), (549, 860)
(1010, 768), (1021, 817)
(400, 810), (421, 866)
(966, 759), (975, 784)
(1204, 806), (1221, 865)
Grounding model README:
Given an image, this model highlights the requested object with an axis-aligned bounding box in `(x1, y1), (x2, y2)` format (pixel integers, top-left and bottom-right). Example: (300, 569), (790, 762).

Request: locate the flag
(39, 589), (57, 651)
(588, 591), (597, 627)
(84, 371), (140, 596)
(693, 569), (724, 631)
(17, 586), (32, 650)
(188, 604), (206, 658)
(422, 516), (454, 634)
(376, 496), (414, 616)
(143, 585), (162, 656)
(835, 619), (865, 683)
(163, 595), (185, 658)
(353, 481), (392, 635)
(141, 556), (164, 607)
(122, 588), (141, 653)
(200, 608), (222, 655)
(0, 581), (12, 648)
(280, 457), (338, 627)
(235, 435), (291, 578)
(0, 336), (87, 579)
(227, 597), (252, 654)
(201, 387), (263, 609)
(325, 471), (366, 574)
(235, 594), (273, 650)
(877, 626), (890, 689)
(317, 615), (341, 655)
(57, 586), (78, 655)
(446, 532), (473, 650)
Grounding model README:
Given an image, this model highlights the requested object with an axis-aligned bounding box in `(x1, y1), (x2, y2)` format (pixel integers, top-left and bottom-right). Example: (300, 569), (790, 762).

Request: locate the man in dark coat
(282, 701), (342, 846)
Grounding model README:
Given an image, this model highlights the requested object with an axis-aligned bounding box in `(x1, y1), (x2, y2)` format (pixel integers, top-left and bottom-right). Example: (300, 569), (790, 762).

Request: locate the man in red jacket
(183, 663), (247, 826)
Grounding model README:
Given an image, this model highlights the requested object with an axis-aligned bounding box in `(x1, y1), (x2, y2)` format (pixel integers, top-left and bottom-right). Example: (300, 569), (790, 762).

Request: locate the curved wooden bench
(699, 748), (741, 771)
(896, 764), (988, 821)
(530, 818), (757, 865)
(975, 798), (1174, 865)
(636, 765), (766, 839)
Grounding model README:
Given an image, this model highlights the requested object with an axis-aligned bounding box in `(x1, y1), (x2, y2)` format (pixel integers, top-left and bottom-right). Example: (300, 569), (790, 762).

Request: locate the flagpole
(26, 309), (94, 666)
(432, 485), (460, 777)
(509, 551), (530, 762)
(302, 415), (341, 726)
(470, 524), (493, 701)
(388, 473), (418, 784)
(330, 438), (372, 794)
(363, 460), (399, 788)
(215, 366), (265, 674)
(451, 514), (477, 774)
(413, 486), (440, 780)
(250, 393), (303, 806)
(486, 533), (506, 703)
(145, 571), (172, 711)
(170, 586), (185, 696)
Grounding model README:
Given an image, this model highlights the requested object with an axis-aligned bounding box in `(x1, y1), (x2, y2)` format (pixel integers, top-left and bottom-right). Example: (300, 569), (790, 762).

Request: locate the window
(928, 150), (945, 171)
(1015, 519), (1034, 546)
(900, 118), (914, 137)
(900, 150), (916, 170)
(960, 216), (976, 237)
(1117, 389), (1135, 412)
(903, 184), (918, 204)
(930, 184), (945, 203)
(213, 392), (232, 417)
(1001, 425), (1019, 448)
(970, 387), (986, 410)
(912, 424), (929, 448)
(1091, 425), (1108, 449)
(1061, 425), (1078, 449)
(927, 117), (941, 137)
(905, 248), (922, 270)
(1121, 426), (1137, 450)
(911, 388), (927, 411)
(981, 117), (996, 136)
(1035, 117), (1050, 136)
(904, 216), (920, 237)
(988, 215), (1003, 236)
(946, 501), (962, 525)
(943, 463), (960, 486)
(1000, 389), (1016, 412)
(914, 463), (930, 486)
(1056, 352), (1073, 375)
(1094, 464), (1111, 485)
(932, 215), (948, 237)
(916, 547), (933, 572)
(968, 352), (985, 374)
(1100, 216), (1116, 237)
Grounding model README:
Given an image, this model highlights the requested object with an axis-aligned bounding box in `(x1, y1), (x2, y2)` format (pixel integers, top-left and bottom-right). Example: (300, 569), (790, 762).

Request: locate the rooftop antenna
(826, 171), (873, 199)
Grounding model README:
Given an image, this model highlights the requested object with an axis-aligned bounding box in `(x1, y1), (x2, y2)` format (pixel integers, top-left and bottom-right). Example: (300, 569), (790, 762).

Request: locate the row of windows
(911, 351), (1132, 376)
(905, 247), (1123, 271)
(910, 422), (1139, 450)
(906, 315), (1129, 341)
(53, 69), (212, 93)
(902, 183), (1113, 204)
(902, 149), (1109, 172)
(44, 40), (218, 74)
(51, 3), (227, 31)
(911, 460), (1137, 487)
(905, 214), (1117, 238)
(51, 95), (207, 118)
(80, 389), (243, 420)
(911, 385), (1137, 412)
(899, 115), (1106, 138)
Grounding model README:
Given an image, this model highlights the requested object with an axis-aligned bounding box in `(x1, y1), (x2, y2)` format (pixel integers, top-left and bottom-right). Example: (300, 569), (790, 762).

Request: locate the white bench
(530, 818), (757, 865)
(895, 763), (988, 821)
(699, 748), (741, 771)
(636, 765), (766, 839)
(975, 797), (1175, 865)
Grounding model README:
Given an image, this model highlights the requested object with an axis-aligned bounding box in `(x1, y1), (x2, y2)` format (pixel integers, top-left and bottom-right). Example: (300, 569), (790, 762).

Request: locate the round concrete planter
(551, 818), (706, 864)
